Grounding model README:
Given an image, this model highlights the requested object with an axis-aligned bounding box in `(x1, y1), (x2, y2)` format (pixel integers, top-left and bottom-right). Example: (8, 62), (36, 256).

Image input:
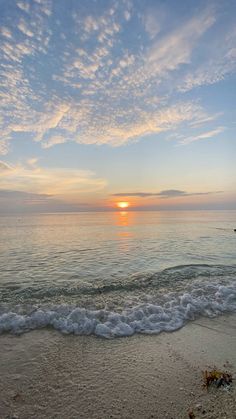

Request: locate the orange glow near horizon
(116, 201), (130, 209)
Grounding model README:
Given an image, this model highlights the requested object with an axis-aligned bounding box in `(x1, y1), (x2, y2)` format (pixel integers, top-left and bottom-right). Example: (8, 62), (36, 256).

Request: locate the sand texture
(0, 314), (236, 419)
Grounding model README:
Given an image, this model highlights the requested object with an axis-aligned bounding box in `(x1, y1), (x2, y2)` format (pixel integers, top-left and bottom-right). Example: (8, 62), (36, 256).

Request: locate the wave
(1, 264), (236, 302)
(0, 264), (236, 338)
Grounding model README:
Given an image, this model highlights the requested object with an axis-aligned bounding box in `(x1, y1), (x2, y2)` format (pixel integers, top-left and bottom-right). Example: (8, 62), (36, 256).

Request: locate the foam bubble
(0, 279), (235, 338)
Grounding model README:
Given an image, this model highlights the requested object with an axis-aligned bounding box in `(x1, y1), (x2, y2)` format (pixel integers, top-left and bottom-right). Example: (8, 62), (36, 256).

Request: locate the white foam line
(0, 281), (235, 338)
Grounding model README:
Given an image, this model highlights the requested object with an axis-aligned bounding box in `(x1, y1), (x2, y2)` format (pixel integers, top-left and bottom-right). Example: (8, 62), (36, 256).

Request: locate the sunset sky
(0, 0), (235, 212)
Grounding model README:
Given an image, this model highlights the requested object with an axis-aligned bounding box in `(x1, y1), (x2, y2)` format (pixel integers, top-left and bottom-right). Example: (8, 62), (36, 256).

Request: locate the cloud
(189, 113), (223, 128)
(0, 1), (235, 152)
(17, 2), (30, 13)
(112, 190), (222, 199)
(0, 188), (101, 213)
(179, 126), (225, 145)
(142, 10), (162, 39)
(10, 103), (71, 142)
(178, 28), (236, 92)
(0, 188), (53, 212)
(0, 140), (10, 155)
(0, 189), (51, 200)
(0, 161), (107, 195)
(0, 160), (13, 172)
(27, 157), (38, 166)
(146, 7), (215, 74)
(0, 27), (12, 39)
(124, 10), (131, 22)
(70, 102), (206, 146)
(17, 20), (34, 37)
(42, 135), (67, 149)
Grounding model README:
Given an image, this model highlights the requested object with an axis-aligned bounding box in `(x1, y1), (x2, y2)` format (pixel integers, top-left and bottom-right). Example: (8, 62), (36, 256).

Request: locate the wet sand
(0, 314), (236, 419)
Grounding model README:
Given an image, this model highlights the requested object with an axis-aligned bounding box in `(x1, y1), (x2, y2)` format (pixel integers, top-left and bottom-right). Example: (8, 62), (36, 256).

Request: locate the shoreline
(0, 314), (236, 419)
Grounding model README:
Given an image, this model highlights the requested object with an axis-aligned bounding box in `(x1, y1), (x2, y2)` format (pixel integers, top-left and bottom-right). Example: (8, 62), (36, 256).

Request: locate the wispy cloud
(179, 126), (225, 145)
(0, 160), (13, 172)
(146, 7), (215, 73)
(189, 113), (223, 128)
(178, 28), (236, 92)
(0, 160), (107, 195)
(142, 7), (164, 39)
(42, 135), (68, 149)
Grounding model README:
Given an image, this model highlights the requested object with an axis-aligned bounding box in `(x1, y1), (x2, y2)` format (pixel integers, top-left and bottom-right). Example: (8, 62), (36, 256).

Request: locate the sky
(0, 0), (236, 213)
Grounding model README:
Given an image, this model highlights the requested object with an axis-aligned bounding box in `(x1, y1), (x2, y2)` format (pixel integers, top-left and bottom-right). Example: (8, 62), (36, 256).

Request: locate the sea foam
(0, 279), (235, 338)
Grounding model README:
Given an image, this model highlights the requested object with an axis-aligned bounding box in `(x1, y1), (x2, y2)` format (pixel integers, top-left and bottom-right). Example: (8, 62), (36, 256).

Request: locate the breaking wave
(0, 264), (236, 338)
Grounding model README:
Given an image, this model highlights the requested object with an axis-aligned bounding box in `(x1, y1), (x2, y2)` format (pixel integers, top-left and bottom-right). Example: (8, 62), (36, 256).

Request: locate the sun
(117, 201), (130, 209)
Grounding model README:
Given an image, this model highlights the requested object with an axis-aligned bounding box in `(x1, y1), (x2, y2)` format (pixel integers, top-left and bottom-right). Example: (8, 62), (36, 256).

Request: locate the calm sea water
(0, 210), (236, 337)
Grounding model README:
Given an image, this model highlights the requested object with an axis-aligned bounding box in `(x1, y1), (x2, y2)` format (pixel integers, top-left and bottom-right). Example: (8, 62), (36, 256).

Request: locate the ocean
(0, 210), (235, 338)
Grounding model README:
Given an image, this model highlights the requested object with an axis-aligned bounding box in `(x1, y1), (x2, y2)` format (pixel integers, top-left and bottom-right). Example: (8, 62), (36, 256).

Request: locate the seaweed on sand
(202, 368), (233, 389)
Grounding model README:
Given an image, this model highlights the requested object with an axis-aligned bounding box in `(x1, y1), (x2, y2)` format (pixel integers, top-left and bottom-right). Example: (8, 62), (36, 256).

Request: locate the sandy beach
(0, 314), (235, 419)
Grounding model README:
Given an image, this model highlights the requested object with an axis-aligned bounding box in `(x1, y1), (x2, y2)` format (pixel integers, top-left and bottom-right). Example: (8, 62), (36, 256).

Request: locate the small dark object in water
(234, 229), (236, 232)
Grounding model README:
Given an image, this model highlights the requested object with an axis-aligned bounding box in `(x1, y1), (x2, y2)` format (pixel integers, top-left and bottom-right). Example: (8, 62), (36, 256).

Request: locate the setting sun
(117, 201), (130, 209)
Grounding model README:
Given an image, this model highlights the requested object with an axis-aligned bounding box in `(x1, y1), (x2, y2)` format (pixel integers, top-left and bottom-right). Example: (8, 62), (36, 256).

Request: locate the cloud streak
(0, 160), (13, 172)
(179, 127), (225, 145)
(112, 190), (223, 199)
(0, 160), (107, 195)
